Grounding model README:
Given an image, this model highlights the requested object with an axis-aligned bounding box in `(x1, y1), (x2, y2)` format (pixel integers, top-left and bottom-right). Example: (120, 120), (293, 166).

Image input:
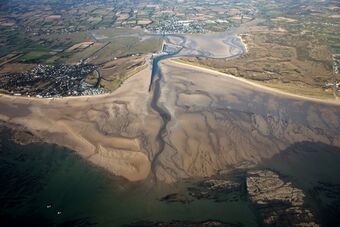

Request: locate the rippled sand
(0, 65), (161, 181)
(152, 60), (340, 182)
(167, 33), (246, 58)
(1, 60), (339, 183)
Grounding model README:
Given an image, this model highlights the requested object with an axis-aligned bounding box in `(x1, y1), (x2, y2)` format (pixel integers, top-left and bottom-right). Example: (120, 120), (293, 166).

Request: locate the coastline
(0, 31), (339, 183)
(0, 65), (157, 182)
(170, 59), (340, 106)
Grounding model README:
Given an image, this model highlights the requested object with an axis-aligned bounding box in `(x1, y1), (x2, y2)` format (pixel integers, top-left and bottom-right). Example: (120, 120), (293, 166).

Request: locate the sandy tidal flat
(152, 60), (340, 182)
(0, 65), (161, 181)
(0, 57), (339, 183)
(179, 33), (246, 58)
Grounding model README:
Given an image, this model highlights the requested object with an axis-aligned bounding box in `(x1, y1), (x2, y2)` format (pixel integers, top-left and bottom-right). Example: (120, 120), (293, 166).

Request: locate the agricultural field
(0, 26), (161, 95)
(178, 0), (340, 98)
(0, 0), (339, 97)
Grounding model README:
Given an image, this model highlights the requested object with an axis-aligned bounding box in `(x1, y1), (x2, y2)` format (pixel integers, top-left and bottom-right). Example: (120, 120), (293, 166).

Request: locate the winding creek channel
(148, 33), (247, 182)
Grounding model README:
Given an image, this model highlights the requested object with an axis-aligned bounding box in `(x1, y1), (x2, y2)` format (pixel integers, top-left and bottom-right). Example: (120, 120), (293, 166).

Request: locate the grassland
(174, 57), (336, 99)
(177, 0), (339, 99)
(99, 55), (148, 92)
(0, 27), (161, 93)
(1, 0), (338, 98)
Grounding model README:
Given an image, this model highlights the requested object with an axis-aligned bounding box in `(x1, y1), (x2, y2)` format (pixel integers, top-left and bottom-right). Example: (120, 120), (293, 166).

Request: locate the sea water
(0, 128), (259, 226)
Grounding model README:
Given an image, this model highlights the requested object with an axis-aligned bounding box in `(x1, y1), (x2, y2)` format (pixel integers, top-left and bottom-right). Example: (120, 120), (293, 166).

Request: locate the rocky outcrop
(160, 193), (193, 204)
(200, 179), (241, 192)
(188, 178), (242, 202)
(0, 122), (42, 145)
(247, 170), (319, 227)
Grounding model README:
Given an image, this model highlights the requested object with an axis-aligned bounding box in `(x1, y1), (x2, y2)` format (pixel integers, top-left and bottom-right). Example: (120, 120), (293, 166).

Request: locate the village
(0, 63), (106, 98)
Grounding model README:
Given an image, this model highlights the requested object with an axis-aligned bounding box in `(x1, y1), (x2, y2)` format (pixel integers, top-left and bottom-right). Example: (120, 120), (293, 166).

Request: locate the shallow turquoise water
(0, 129), (259, 227)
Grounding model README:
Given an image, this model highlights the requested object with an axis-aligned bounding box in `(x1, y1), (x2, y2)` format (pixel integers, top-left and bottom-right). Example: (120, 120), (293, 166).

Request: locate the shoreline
(0, 61), (151, 103)
(0, 92), (112, 101)
(0, 65), (156, 182)
(236, 34), (248, 53)
(0, 65), (152, 103)
(2, 58), (339, 107)
(1, 57), (339, 107)
(170, 59), (340, 107)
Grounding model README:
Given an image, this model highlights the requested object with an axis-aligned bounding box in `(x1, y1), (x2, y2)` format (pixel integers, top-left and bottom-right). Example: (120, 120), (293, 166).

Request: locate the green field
(19, 51), (53, 63)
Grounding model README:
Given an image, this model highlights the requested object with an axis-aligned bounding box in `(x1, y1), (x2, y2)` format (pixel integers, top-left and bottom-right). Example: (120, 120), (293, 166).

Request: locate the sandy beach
(0, 36), (339, 183)
(171, 59), (340, 106)
(0, 65), (161, 181)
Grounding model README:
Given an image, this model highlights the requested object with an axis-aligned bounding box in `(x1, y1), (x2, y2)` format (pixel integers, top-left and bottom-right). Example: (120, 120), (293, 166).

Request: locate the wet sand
(161, 33), (246, 59)
(172, 59), (340, 106)
(152, 60), (340, 182)
(179, 33), (246, 58)
(0, 65), (161, 181)
(0, 34), (339, 183)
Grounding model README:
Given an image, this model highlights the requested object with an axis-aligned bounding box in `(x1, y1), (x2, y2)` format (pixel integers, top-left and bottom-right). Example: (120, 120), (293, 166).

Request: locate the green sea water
(2, 127), (340, 227)
(0, 129), (259, 227)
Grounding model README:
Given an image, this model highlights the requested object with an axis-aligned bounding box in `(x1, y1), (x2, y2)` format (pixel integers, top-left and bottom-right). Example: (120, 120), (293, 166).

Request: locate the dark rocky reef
(247, 170), (319, 227)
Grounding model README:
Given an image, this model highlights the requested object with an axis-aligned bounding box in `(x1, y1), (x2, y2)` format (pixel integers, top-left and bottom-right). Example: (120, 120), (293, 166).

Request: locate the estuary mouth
(1, 0), (340, 226)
